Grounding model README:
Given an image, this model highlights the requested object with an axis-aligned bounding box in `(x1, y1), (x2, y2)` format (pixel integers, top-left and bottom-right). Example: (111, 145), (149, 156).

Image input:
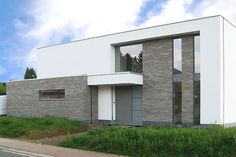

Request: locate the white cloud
(140, 0), (194, 27)
(141, 0), (236, 28)
(13, 19), (27, 30)
(196, 0), (236, 24)
(25, 0), (144, 46)
(0, 67), (6, 75)
(12, 0), (145, 74)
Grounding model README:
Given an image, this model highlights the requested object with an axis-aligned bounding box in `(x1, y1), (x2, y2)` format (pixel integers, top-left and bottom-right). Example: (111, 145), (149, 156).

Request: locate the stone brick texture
(91, 86), (98, 122)
(142, 35), (195, 124)
(143, 38), (173, 123)
(6, 76), (97, 122)
(182, 35), (194, 123)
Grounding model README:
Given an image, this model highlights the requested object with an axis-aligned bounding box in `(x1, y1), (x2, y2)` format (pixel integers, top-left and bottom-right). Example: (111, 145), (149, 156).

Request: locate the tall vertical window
(115, 44), (143, 73)
(173, 38), (182, 124)
(194, 35), (200, 124)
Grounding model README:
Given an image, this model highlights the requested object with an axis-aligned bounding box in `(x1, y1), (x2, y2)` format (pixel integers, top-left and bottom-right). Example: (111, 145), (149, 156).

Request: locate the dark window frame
(39, 89), (65, 100)
(115, 43), (143, 73)
(172, 37), (183, 125)
(193, 35), (200, 124)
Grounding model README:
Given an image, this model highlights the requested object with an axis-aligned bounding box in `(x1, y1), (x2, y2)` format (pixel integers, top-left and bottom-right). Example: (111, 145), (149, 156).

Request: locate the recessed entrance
(115, 86), (142, 125)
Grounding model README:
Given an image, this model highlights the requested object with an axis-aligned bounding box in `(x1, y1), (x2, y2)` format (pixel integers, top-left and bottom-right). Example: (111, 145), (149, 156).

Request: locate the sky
(1, 0), (236, 82)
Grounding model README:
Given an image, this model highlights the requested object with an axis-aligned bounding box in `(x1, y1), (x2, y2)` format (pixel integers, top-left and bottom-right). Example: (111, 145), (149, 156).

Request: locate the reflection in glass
(115, 44), (143, 73)
(194, 36), (200, 124)
(173, 38), (182, 124)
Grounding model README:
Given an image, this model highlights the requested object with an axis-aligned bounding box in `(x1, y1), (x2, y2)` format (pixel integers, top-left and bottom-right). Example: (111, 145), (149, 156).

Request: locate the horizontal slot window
(39, 89), (65, 100)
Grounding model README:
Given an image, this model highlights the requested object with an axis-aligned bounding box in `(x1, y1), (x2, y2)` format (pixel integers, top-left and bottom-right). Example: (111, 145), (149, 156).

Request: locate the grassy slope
(0, 116), (86, 139)
(59, 126), (236, 157)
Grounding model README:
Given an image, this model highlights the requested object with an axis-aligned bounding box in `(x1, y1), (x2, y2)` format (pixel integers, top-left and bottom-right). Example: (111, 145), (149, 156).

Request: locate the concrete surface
(0, 138), (124, 157)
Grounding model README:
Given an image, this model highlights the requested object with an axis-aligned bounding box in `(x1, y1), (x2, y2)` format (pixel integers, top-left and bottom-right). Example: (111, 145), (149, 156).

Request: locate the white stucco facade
(36, 15), (236, 125)
(0, 95), (6, 115)
(223, 18), (236, 125)
(87, 72), (143, 86)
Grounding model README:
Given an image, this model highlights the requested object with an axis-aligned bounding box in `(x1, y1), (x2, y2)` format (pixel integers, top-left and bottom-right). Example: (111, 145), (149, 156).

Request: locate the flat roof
(38, 15), (227, 49)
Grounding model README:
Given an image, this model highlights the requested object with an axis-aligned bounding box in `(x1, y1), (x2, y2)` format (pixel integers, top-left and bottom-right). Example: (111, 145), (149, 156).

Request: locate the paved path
(0, 150), (28, 157)
(0, 138), (124, 157)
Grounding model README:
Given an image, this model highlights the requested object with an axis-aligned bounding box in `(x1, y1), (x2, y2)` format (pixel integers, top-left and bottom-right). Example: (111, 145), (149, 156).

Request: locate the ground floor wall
(6, 76), (98, 122)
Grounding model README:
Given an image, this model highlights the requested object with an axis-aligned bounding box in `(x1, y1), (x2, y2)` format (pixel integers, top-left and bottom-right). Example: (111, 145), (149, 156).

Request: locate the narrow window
(115, 44), (143, 73)
(39, 89), (65, 100)
(194, 35), (200, 124)
(173, 38), (182, 124)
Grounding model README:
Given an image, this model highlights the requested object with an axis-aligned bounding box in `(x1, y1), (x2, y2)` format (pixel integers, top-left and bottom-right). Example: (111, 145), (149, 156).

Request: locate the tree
(0, 83), (6, 94)
(24, 67), (37, 79)
(124, 53), (133, 71)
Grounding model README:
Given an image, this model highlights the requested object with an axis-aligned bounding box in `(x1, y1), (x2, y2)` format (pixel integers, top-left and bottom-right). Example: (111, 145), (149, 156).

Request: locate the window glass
(194, 35), (200, 124)
(173, 38), (182, 124)
(173, 39), (182, 74)
(115, 44), (143, 73)
(39, 89), (65, 100)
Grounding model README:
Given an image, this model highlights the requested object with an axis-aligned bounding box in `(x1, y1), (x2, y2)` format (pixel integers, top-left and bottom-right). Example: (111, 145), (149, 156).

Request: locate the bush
(59, 126), (236, 157)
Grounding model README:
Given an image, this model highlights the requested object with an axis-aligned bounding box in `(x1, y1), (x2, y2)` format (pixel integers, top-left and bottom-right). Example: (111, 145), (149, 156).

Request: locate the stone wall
(142, 35), (195, 124)
(182, 35), (194, 123)
(6, 76), (96, 122)
(142, 38), (173, 124)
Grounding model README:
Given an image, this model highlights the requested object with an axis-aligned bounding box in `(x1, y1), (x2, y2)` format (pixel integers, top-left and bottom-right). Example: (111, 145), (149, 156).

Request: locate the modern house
(6, 15), (236, 126)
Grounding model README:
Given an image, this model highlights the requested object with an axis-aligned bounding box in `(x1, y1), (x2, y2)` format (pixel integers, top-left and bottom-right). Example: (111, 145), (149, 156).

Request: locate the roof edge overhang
(87, 72), (143, 86)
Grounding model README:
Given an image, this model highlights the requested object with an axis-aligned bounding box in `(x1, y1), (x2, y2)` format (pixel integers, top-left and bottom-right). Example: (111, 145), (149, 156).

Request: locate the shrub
(59, 126), (236, 157)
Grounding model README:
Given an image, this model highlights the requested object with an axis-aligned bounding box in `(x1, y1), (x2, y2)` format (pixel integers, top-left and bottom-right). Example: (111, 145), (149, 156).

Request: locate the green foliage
(24, 67), (37, 79)
(0, 83), (6, 93)
(0, 116), (86, 138)
(59, 126), (236, 157)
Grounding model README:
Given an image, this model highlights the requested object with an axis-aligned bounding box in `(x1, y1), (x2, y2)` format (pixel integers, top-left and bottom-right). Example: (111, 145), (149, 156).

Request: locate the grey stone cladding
(142, 35), (195, 124)
(182, 35), (194, 123)
(91, 86), (98, 123)
(6, 76), (95, 122)
(142, 38), (173, 123)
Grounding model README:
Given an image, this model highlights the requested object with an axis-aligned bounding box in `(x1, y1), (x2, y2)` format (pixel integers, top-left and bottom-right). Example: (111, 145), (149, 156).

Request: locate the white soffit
(87, 72), (143, 86)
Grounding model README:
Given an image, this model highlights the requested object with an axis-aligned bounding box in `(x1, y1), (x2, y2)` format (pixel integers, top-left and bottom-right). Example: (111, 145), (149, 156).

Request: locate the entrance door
(116, 86), (132, 124)
(131, 86), (142, 125)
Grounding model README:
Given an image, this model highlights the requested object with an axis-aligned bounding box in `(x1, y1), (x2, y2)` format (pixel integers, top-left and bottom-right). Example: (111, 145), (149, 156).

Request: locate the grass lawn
(59, 126), (236, 157)
(1, 116), (236, 157)
(0, 116), (87, 139)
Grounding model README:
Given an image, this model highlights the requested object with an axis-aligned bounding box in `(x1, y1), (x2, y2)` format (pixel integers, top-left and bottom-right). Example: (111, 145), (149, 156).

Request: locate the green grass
(59, 126), (236, 157)
(0, 116), (86, 139)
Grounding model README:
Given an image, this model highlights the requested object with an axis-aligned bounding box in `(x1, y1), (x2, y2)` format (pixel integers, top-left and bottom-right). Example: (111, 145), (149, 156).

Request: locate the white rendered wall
(98, 86), (113, 120)
(0, 96), (6, 115)
(37, 16), (224, 124)
(223, 19), (236, 124)
(87, 72), (143, 86)
(200, 17), (224, 124)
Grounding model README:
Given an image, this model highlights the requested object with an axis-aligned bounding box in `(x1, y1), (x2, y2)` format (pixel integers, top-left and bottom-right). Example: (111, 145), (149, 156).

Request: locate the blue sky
(0, 0), (236, 82)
